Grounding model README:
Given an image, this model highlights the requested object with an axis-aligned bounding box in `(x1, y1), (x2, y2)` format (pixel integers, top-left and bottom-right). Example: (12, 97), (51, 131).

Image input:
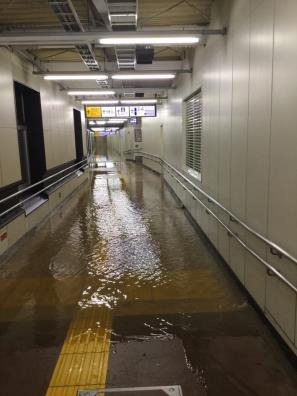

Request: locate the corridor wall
(0, 48), (88, 255)
(110, 0), (297, 356)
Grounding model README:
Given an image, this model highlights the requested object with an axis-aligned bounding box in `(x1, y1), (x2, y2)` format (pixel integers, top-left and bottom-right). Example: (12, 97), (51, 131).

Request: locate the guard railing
(0, 159), (88, 219)
(140, 151), (297, 294)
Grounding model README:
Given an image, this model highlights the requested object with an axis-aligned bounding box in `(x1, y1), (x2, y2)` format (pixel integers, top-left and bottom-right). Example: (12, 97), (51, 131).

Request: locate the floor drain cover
(77, 385), (183, 396)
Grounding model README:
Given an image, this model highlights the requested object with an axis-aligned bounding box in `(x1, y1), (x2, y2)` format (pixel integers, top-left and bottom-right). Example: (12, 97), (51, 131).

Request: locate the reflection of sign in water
(102, 107), (116, 117)
(116, 106), (129, 117)
(85, 106), (102, 118)
(129, 105), (156, 117)
(134, 128), (142, 142)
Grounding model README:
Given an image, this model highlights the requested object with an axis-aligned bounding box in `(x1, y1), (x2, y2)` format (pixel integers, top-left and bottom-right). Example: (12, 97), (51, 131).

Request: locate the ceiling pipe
(33, 69), (191, 76)
(0, 29), (226, 46)
(59, 87), (175, 92)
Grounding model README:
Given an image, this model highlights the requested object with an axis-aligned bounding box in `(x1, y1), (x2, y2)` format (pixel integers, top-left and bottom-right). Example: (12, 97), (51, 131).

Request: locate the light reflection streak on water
(79, 174), (163, 309)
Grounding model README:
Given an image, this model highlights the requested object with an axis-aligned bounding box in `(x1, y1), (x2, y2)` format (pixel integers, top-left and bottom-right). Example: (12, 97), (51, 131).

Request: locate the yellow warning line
(46, 307), (112, 396)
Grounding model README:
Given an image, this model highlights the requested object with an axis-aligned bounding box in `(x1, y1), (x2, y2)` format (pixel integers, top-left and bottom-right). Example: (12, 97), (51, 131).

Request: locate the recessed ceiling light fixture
(44, 74), (108, 80)
(68, 90), (115, 96)
(112, 73), (175, 80)
(121, 99), (157, 104)
(96, 121), (107, 125)
(110, 13), (136, 17)
(82, 100), (119, 104)
(99, 37), (199, 45)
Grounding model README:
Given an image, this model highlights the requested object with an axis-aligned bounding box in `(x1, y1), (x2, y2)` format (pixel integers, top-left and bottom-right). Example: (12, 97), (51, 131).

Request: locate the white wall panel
(246, 0), (273, 234)
(0, 49), (17, 129)
(268, 0), (297, 256)
(40, 78), (76, 169)
(218, 33), (232, 209)
(0, 50), (21, 187)
(142, 105), (164, 158)
(266, 254), (297, 343)
(245, 234), (267, 309)
(230, 0), (250, 220)
(0, 127), (22, 186)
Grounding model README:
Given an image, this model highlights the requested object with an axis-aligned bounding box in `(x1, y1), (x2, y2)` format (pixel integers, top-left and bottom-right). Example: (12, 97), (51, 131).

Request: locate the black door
(73, 108), (84, 161)
(14, 81), (46, 185)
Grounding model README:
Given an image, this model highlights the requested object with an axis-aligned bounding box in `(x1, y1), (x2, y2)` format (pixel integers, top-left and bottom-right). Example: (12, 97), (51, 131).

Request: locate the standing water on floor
(0, 163), (296, 396)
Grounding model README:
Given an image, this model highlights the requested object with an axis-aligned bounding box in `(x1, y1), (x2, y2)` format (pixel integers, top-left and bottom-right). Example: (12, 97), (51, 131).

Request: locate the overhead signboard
(85, 106), (102, 118)
(102, 106), (116, 117)
(116, 106), (130, 117)
(85, 105), (156, 119)
(129, 105), (156, 117)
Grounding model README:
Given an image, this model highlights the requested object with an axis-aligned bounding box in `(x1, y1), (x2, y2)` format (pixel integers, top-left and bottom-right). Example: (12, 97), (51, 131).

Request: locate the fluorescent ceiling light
(89, 120), (96, 125)
(112, 73), (175, 80)
(111, 13), (136, 17)
(99, 37), (199, 45)
(96, 121), (106, 125)
(91, 127), (106, 131)
(82, 100), (119, 104)
(118, 62), (136, 65)
(68, 90), (115, 96)
(44, 74), (108, 80)
(121, 99), (157, 104)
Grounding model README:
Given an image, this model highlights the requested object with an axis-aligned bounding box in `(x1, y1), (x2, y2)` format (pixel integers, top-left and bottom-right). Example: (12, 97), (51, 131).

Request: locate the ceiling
(0, 0), (215, 94)
(0, 0), (212, 31)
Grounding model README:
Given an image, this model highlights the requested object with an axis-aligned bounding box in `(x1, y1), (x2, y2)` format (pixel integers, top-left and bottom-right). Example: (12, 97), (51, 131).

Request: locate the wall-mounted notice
(101, 107), (116, 117)
(134, 128), (142, 142)
(116, 106), (130, 117)
(129, 105), (156, 117)
(85, 106), (102, 118)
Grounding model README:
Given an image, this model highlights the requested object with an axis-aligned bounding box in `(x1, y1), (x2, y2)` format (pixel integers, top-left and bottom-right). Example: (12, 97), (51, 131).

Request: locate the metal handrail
(0, 161), (88, 219)
(140, 151), (297, 293)
(0, 158), (87, 206)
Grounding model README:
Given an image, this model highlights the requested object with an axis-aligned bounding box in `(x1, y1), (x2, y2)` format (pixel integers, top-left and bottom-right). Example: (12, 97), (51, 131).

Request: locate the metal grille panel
(48, 0), (108, 86)
(185, 89), (202, 176)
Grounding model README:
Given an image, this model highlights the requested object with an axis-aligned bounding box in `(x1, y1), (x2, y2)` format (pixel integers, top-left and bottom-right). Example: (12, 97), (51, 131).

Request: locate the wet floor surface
(0, 163), (296, 396)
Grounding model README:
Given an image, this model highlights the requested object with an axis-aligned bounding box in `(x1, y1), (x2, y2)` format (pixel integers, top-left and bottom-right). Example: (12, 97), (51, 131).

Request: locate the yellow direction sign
(85, 106), (102, 118)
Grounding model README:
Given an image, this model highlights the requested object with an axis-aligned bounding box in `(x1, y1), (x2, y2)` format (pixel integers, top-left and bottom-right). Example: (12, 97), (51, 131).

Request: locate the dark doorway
(73, 108), (84, 161)
(14, 81), (46, 185)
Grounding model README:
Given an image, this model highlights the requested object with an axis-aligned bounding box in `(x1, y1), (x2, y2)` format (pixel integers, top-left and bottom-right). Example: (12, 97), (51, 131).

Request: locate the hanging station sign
(116, 106), (130, 117)
(85, 106), (102, 118)
(129, 106), (156, 117)
(85, 105), (156, 119)
(101, 107), (116, 117)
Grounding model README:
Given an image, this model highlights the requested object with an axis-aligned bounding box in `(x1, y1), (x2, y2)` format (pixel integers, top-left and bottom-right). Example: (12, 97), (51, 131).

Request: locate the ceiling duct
(107, 0), (137, 31)
(48, 0), (108, 86)
(106, 0), (137, 69)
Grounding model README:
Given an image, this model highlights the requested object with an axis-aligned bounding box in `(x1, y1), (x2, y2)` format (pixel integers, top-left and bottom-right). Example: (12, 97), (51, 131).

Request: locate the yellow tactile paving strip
(46, 307), (112, 396)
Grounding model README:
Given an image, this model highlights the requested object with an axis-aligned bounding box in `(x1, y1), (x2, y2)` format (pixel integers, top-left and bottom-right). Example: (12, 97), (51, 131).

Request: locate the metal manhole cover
(78, 385), (183, 396)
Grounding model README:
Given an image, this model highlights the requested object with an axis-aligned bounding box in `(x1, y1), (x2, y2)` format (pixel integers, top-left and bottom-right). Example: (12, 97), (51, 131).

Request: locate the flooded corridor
(0, 163), (297, 396)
